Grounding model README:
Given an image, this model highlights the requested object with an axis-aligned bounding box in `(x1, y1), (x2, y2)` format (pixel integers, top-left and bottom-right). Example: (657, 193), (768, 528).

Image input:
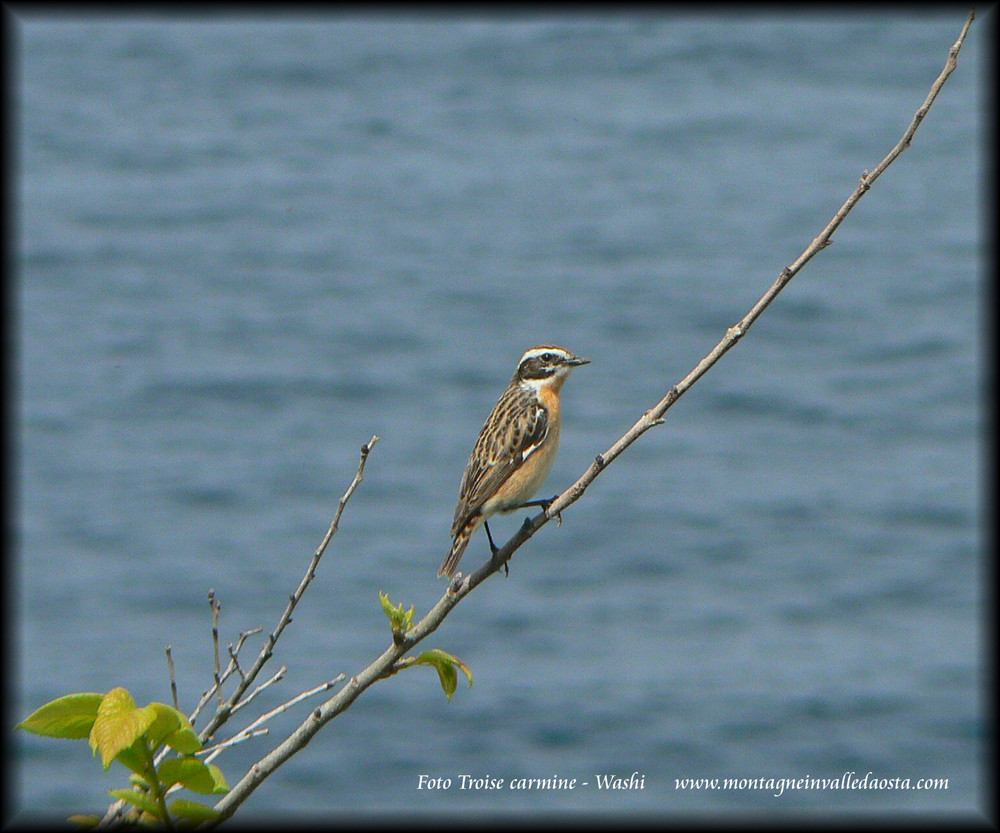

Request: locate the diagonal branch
(207, 12), (974, 824)
(461, 7), (976, 594)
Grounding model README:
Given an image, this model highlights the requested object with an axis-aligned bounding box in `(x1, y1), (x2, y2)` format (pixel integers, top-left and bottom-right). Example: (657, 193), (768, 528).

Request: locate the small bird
(439, 344), (589, 578)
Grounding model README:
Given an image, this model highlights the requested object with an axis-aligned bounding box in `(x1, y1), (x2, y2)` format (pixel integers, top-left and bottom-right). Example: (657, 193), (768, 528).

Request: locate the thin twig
(196, 435), (379, 745)
(226, 643), (246, 683)
(165, 646), (179, 712)
(229, 665), (287, 717)
(99, 439), (378, 828)
(316, 436), (381, 555)
(188, 627), (262, 728)
(207, 13), (973, 824)
(209, 590), (223, 706)
(203, 675), (346, 766)
(242, 675), (346, 733)
(198, 728), (270, 759)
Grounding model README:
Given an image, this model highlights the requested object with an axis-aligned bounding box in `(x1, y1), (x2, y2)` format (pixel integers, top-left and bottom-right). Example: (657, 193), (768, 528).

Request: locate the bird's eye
(542, 352), (555, 362)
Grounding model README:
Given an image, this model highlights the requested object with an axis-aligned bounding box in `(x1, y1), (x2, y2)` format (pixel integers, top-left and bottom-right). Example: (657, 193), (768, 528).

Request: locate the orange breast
(483, 383), (562, 516)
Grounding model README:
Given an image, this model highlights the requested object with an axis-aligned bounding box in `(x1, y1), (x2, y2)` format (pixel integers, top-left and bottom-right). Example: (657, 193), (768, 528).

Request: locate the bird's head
(514, 345), (590, 390)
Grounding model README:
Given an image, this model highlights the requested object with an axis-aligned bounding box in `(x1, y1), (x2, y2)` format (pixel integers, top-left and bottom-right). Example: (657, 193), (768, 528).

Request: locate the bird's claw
(543, 494), (561, 526)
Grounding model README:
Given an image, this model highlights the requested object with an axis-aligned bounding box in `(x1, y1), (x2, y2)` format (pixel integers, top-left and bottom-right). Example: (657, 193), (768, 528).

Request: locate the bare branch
(187, 627), (262, 728)
(225, 642), (246, 683)
(206, 674), (347, 764)
(209, 590), (223, 706)
(208, 13), (973, 824)
(196, 435), (380, 744)
(194, 676), (346, 774)
(165, 646), (179, 712)
(487, 6), (979, 570)
(229, 666), (287, 717)
(100, 439), (380, 828)
(234, 627), (263, 650)
(198, 728), (270, 760)
(194, 729), (271, 763)
(316, 435), (381, 555)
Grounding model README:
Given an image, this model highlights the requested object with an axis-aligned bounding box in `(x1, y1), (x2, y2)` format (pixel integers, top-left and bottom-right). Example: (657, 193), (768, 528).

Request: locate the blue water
(12, 13), (984, 823)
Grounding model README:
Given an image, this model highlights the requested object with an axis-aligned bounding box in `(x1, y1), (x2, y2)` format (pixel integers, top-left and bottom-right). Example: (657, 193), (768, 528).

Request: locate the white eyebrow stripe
(519, 347), (569, 364)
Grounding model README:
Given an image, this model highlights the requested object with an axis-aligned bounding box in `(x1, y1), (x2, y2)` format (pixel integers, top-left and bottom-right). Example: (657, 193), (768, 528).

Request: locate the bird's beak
(567, 354), (590, 366)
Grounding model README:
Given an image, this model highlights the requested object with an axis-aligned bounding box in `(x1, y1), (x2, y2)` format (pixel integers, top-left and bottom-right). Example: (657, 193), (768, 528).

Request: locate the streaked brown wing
(451, 385), (549, 537)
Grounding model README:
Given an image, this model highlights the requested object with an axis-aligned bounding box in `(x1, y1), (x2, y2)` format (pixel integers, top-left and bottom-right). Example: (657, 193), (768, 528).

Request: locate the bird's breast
(485, 418), (560, 516)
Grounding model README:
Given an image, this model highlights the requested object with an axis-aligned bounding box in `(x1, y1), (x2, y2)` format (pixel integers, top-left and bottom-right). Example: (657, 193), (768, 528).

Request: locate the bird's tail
(438, 520), (476, 578)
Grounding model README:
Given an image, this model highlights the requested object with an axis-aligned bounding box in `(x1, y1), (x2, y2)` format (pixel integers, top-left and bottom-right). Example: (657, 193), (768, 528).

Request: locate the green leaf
(67, 814), (101, 828)
(128, 772), (150, 789)
(164, 725), (202, 755)
(157, 756), (227, 795)
(412, 649), (474, 701)
(145, 702), (201, 754)
(113, 744), (150, 777)
(99, 687), (137, 714)
(379, 591), (415, 635)
(157, 756), (204, 790)
(108, 787), (164, 821)
(167, 798), (220, 823)
(89, 689), (156, 770)
(142, 702), (180, 749)
(205, 763), (229, 794)
(16, 692), (105, 739)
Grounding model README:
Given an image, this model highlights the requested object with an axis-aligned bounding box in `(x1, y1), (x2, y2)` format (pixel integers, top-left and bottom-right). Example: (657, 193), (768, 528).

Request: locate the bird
(439, 344), (589, 579)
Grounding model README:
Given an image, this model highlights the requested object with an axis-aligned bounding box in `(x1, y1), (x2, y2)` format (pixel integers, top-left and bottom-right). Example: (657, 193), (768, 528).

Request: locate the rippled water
(13, 13), (983, 823)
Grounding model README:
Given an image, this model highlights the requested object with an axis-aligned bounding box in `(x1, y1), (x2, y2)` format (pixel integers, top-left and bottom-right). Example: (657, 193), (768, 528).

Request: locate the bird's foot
(518, 494), (562, 526)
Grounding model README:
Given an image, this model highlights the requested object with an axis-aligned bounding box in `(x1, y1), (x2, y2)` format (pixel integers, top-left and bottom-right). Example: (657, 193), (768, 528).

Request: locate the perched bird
(439, 345), (589, 578)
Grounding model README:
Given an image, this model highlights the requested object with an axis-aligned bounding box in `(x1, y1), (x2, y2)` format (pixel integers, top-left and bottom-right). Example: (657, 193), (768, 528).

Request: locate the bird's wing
(451, 385), (549, 537)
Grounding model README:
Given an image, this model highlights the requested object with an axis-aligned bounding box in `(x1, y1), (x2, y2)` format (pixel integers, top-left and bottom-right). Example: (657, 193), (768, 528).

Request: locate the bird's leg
(484, 520), (509, 576)
(517, 494), (562, 526)
(516, 495), (557, 511)
(484, 520), (499, 554)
